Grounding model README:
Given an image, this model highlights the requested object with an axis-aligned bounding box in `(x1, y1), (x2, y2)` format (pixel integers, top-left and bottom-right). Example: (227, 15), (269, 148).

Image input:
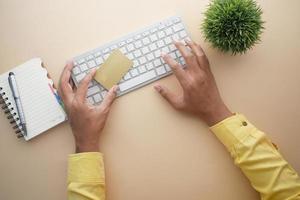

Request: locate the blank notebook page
(0, 58), (66, 140)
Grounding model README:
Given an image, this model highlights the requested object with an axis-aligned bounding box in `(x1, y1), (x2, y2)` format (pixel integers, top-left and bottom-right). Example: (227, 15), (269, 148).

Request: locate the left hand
(58, 61), (118, 153)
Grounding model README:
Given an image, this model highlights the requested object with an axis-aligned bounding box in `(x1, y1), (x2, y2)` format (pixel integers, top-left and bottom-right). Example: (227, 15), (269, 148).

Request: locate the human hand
(58, 62), (118, 153)
(154, 40), (232, 126)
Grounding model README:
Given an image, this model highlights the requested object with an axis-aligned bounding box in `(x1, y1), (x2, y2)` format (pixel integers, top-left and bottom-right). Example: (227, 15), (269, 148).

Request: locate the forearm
(210, 114), (300, 200)
(68, 152), (106, 200)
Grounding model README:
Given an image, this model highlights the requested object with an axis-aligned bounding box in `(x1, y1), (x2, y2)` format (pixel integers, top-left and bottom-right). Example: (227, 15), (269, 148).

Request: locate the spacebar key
(119, 70), (156, 92)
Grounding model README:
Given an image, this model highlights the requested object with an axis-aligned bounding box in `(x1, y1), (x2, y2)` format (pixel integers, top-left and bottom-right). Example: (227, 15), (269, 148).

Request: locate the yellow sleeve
(68, 152), (105, 200)
(210, 114), (300, 200)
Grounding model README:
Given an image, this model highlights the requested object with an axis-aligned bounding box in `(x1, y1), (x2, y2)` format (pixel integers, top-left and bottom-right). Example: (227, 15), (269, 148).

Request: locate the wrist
(202, 103), (233, 126)
(75, 142), (99, 153)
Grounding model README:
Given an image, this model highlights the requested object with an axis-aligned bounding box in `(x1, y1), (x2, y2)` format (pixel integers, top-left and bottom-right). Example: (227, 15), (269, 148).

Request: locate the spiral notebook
(0, 58), (67, 141)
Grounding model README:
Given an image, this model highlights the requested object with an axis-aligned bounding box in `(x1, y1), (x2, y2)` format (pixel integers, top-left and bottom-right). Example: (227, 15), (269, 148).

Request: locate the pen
(48, 83), (65, 110)
(8, 72), (27, 136)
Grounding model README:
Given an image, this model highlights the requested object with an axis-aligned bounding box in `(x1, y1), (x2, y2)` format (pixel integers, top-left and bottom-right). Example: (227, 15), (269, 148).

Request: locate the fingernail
(173, 39), (183, 45)
(88, 69), (96, 76)
(113, 85), (119, 93)
(66, 60), (73, 65)
(184, 38), (191, 43)
(161, 52), (167, 57)
(154, 85), (162, 92)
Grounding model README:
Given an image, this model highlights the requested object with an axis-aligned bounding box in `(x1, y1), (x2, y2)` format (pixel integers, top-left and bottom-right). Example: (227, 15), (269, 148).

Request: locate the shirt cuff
(209, 114), (257, 151)
(68, 152), (105, 183)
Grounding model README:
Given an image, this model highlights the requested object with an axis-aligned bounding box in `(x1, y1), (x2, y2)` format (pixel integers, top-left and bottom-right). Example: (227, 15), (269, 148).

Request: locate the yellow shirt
(67, 114), (300, 200)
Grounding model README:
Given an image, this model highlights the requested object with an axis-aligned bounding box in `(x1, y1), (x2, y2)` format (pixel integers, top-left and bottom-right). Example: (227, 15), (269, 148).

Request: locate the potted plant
(202, 0), (264, 54)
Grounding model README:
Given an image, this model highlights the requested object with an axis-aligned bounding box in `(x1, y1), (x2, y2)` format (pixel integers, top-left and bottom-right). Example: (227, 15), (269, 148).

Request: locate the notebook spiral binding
(0, 86), (24, 138)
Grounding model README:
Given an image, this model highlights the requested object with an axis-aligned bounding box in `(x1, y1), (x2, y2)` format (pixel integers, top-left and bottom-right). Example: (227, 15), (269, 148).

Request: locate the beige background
(0, 0), (299, 199)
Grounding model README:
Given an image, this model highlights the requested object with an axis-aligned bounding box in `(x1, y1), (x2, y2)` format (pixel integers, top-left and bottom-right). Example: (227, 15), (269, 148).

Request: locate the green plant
(202, 0), (264, 54)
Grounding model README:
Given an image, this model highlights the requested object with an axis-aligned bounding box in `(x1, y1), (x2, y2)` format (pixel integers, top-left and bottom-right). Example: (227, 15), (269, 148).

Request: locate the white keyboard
(71, 16), (189, 105)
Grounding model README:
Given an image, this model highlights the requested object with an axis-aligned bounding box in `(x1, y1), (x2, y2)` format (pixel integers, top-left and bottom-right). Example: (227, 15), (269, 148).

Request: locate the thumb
(154, 85), (183, 110)
(76, 69), (96, 102)
(98, 85), (118, 111)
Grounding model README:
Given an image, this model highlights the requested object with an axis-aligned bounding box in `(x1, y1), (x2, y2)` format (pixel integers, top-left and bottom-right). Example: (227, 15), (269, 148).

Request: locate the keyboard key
(133, 60), (139, 68)
(134, 41), (142, 48)
(161, 46), (170, 53)
(157, 40), (164, 48)
(80, 63), (88, 71)
(142, 37), (150, 45)
(78, 58), (85, 64)
(130, 68), (139, 77)
(158, 24), (165, 30)
(127, 53), (134, 60)
(88, 60), (96, 68)
(118, 41), (126, 47)
(94, 51), (102, 57)
(164, 36), (172, 44)
(126, 38), (134, 43)
(165, 20), (173, 27)
(88, 81), (94, 88)
(179, 57), (186, 65)
(150, 27), (158, 33)
(138, 65), (147, 73)
(172, 17), (181, 23)
(110, 45), (118, 50)
(103, 48), (110, 54)
(165, 64), (172, 72)
(76, 73), (86, 83)
(103, 54), (109, 60)
(139, 57), (147, 65)
(87, 85), (101, 96)
(73, 61), (79, 66)
(119, 77), (125, 83)
(153, 59), (162, 67)
(141, 46), (149, 54)
(156, 66), (166, 75)
(120, 46), (127, 54)
(179, 30), (187, 38)
(146, 62), (154, 70)
(170, 52), (177, 59)
(169, 44), (176, 51)
(87, 97), (95, 105)
(93, 93), (102, 103)
(101, 91), (107, 98)
(175, 50), (182, 57)
(158, 31), (165, 38)
(149, 43), (157, 51)
(86, 55), (94, 61)
(127, 43), (135, 52)
(173, 23), (184, 32)
(73, 67), (80, 75)
(146, 53), (155, 61)
(96, 57), (104, 65)
(119, 70), (156, 92)
(165, 28), (172, 35)
(172, 33), (180, 41)
(123, 73), (131, 80)
(142, 31), (150, 37)
(150, 34), (158, 42)
(134, 34), (142, 40)
(180, 39), (187, 45)
(154, 50), (161, 58)
(133, 50), (142, 57)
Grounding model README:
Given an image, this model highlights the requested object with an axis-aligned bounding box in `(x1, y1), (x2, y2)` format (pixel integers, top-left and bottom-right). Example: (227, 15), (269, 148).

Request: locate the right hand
(154, 40), (232, 126)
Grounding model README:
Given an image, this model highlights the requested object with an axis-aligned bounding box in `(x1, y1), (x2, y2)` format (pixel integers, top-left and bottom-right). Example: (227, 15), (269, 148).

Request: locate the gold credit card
(94, 49), (133, 90)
